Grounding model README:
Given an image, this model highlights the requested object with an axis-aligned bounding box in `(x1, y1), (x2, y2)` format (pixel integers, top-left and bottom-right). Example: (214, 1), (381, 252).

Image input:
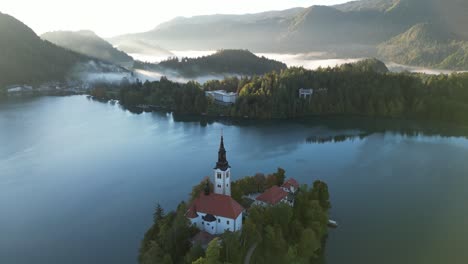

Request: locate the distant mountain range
(109, 0), (468, 70)
(41, 30), (134, 67)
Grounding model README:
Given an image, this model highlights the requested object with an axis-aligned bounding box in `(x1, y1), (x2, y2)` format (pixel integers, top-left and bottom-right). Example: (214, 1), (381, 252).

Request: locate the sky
(1, 0), (350, 37)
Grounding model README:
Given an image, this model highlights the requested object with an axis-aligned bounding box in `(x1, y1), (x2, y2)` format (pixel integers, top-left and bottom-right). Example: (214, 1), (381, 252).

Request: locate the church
(186, 136), (244, 235)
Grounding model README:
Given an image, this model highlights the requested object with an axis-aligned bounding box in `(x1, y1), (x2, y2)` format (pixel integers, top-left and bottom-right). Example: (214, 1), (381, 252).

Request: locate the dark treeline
(134, 50), (287, 77)
(138, 169), (331, 264)
(108, 59), (468, 125)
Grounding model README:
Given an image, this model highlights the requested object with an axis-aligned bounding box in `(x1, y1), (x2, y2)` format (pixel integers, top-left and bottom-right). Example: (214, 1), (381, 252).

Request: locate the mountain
(0, 12), (86, 87)
(41, 30), (133, 67)
(377, 23), (468, 70)
(110, 0), (468, 70)
(134, 49), (287, 77)
(334, 0), (398, 12)
(109, 8), (304, 52)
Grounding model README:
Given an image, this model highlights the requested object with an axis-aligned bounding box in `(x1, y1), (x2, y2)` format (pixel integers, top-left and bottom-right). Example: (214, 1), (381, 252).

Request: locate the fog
(71, 61), (136, 84)
(135, 69), (240, 84)
(385, 62), (468, 75)
(86, 51), (466, 86)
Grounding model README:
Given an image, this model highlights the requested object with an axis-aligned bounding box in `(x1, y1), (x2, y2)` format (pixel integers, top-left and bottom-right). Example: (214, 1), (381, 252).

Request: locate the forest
(105, 58), (468, 125)
(138, 169), (331, 264)
(134, 50), (287, 77)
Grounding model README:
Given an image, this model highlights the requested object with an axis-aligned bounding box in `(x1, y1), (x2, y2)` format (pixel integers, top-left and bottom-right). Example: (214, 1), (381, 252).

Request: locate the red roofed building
(254, 185), (292, 206)
(186, 136), (244, 235)
(282, 178), (300, 193)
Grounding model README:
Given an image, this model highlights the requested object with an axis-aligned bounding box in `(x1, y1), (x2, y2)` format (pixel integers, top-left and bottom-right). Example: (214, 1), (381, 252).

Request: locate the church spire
(214, 135), (230, 171)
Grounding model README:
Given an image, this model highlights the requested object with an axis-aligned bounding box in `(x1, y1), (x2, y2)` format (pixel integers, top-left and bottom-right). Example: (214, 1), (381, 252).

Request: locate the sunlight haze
(1, 0), (349, 37)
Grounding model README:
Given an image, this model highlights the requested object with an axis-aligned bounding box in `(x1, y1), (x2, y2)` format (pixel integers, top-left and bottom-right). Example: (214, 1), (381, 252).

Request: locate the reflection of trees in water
(306, 133), (372, 144)
(99, 98), (468, 140)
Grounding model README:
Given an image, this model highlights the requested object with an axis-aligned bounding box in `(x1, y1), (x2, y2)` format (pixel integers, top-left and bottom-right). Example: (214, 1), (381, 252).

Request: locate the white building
(7, 85), (33, 93)
(205, 90), (238, 104)
(186, 136), (244, 235)
(299, 88), (313, 99)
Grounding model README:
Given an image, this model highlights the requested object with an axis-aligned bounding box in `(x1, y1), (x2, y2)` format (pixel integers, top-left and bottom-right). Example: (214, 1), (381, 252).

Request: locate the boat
(328, 219), (338, 228)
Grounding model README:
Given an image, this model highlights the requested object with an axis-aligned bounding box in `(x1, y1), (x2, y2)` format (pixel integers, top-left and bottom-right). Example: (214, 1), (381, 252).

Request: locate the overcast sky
(1, 0), (350, 37)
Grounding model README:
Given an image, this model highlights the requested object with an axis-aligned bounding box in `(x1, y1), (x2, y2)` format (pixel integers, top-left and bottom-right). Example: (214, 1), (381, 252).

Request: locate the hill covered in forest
(0, 12), (86, 87)
(41, 30), (134, 67)
(135, 49), (287, 77)
(377, 23), (468, 70)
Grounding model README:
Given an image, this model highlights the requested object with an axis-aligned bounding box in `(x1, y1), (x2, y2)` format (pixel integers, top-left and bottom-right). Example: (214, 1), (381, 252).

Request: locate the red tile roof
(282, 178), (299, 189)
(186, 205), (199, 218)
(256, 186), (288, 205)
(187, 193), (244, 219)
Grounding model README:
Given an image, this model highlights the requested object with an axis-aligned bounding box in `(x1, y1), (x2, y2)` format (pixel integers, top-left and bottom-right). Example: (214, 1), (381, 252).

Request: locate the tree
(297, 228), (321, 261)
(153, 203), (165, 224)
(274, 168), (286, 186)
(205, 238), (221, 264)
(184, 243), (205, 264)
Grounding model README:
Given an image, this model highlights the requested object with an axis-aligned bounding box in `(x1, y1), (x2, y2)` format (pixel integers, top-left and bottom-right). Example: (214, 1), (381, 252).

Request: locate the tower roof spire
(214, 133), (230, 171)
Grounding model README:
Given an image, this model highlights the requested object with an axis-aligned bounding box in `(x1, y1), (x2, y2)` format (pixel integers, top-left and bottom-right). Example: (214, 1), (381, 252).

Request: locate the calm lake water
(1, 96), (468, 264)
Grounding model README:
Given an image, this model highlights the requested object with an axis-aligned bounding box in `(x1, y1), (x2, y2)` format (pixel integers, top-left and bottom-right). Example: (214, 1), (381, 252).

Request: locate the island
(138, 136), (332, 264)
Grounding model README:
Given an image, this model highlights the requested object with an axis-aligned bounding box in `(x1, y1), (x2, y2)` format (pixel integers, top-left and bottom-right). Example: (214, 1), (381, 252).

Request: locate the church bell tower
(214, 135), (231, 196)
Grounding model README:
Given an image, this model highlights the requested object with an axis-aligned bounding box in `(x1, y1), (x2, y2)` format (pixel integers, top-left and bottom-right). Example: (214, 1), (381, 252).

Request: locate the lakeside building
(186, 136), (244, 235)
(205, 90), (238, 104)
(7, 85), (33, 93)
(299, 88), (313, 99)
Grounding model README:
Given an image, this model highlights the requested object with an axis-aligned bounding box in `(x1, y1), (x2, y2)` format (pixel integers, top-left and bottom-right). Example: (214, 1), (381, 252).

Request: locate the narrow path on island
(244, 242), (258, 264)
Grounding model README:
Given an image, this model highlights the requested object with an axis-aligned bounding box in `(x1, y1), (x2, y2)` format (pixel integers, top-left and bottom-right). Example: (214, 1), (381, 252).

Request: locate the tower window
(226, 172), (230, 178)
(217, 173), (222, 179)
(218, 219), (220, 223)
(226, 184), (229, 187)
(227, 220), (230, 225)
(217, 184), (221, 188)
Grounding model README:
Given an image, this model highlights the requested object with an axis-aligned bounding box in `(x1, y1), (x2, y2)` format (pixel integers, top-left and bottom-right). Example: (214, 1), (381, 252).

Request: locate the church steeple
(213, 134), (231, 196)
(214, 136), (230, 171)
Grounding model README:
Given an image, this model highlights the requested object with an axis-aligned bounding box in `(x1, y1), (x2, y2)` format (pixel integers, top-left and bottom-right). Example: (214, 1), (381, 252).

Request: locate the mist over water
(129, 50), (465, 85)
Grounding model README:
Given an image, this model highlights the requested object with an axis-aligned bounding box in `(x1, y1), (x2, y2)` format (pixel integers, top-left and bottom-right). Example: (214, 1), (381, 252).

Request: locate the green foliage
(240, 180), (331, 264)
(153, 203), (165, 224)
(137, 201), (196, 264)
(377, 23), (468, 70)
(118, 77), (208, 114)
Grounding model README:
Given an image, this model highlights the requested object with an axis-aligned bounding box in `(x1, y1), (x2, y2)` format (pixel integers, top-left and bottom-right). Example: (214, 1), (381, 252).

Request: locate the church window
(212, 227), (214, 230)
(217, 184), (221, 188)
(226, 184), (229, 187)
(227, 220), (230, 225)
(217, 173), (222, 179)
(218, 219), (220, 223)
(202, 221), (204, 225)
(226, 172), (229, 178)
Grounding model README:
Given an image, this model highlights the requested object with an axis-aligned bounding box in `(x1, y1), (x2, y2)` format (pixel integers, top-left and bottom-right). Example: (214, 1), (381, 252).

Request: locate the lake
(1, 96), (468, 264)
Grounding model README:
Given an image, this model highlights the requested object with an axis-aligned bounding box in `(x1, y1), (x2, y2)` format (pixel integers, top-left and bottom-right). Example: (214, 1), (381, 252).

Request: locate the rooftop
(256, 185), (288, 205)
(282, 178), (299, 189)
(187, 192), (244, 219)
